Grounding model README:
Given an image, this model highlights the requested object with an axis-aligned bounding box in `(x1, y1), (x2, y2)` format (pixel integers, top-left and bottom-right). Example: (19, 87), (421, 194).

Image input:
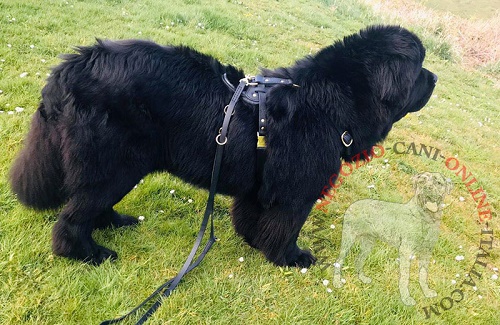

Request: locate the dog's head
(412, 172), (452, 214)
(313, 25), (437, 160)
(354, 26), (438, 136)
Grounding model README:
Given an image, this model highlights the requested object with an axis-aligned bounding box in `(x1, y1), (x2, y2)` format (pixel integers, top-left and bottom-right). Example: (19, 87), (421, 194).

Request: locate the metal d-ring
(224, 105), (235, 116)
(215, 134), (227, 145)
(341, 131), (353, 147)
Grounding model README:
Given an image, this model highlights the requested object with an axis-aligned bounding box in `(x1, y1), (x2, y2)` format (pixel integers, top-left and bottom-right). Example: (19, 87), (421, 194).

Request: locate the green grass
(1, 0), (499, 324)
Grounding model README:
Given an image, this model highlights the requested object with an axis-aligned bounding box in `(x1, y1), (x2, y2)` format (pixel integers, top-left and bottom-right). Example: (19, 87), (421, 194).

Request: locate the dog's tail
(9, 102), (66, 210)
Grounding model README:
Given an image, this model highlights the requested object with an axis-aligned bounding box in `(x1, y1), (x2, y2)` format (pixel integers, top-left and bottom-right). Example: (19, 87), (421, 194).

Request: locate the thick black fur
(10, 25), (436, 266)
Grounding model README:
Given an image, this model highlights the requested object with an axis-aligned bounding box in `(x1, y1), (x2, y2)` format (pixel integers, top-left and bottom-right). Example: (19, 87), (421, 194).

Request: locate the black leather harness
(222, 73), (354, 157)
(222, 73), (296, 140)
(222, 74), (297, 180)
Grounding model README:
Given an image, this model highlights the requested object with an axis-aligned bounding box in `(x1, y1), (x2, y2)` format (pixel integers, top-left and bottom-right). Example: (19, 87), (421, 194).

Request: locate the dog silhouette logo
(332, 172), (453, 305)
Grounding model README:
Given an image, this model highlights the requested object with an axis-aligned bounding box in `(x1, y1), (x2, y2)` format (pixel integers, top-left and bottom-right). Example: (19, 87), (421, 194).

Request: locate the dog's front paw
(275, 248), (316, 268)
(358, 273), (372, 284)
(423, 289), (437, 298)
(401, 296), (416, 306)
(286, 249), (317, 268)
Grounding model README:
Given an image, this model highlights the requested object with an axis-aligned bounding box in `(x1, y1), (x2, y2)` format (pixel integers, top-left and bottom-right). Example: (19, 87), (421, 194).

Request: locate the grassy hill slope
(0, 0), (498, 324)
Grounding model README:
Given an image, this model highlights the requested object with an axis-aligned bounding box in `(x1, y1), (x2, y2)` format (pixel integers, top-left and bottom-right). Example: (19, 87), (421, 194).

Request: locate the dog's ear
(365, 26), (425, 104)
(412, 172), (426, 191)
(373, 59), (417, 104)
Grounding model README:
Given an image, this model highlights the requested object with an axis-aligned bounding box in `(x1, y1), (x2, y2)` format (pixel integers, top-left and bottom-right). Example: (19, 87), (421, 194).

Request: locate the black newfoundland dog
(10, 25), (436, 267)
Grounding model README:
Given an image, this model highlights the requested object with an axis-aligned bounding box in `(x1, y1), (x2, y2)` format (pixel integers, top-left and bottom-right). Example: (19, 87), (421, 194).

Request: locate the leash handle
(100, 78), (248, 325)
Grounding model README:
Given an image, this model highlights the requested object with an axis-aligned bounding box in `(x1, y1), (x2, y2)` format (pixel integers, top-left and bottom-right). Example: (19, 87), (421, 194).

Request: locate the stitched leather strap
(253, 75), (294, 85)
(257, 90), (267, 136)
(100, 79), (248, 325)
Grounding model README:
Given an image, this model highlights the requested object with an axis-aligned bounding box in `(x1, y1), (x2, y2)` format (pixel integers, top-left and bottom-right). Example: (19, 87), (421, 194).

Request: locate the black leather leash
(100, 78), (248, 325)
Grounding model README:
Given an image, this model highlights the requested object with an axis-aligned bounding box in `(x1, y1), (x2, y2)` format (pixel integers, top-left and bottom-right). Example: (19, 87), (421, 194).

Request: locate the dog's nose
(432, 73), (438, 83)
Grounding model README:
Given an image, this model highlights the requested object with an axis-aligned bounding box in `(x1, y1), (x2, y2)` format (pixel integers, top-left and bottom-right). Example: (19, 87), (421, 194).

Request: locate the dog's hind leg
(52, 168), (146, 265)
(252, 205), (316, 268)
(52, 195), (119, 265)
(418, 253), (437, 298)
(356, 237), (375, 284)
(231, 192), (262, 248)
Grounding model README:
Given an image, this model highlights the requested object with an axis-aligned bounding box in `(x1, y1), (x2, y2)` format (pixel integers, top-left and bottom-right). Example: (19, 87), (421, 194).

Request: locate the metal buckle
(240, 76), (258, 86)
